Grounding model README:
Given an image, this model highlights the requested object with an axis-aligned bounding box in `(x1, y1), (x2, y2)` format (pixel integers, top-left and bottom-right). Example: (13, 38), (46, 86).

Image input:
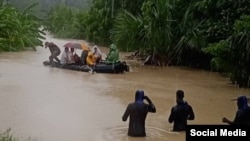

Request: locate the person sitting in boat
(68, 48), (76, 64)
(87, 51), (96, 66)
(80, 49), (90, 65)
(61, 47), (70, 65)
(91, 45), (103, 64)
(105, 44), (120, 64)
(68, 48), (81, 65)
(86, 51), (96, 72)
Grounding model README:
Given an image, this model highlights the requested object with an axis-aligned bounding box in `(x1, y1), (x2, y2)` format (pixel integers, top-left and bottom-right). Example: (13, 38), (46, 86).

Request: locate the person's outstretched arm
(222, 111), (240, 125)
(222, 117), (234, 125)
(144, 96), (156, 113)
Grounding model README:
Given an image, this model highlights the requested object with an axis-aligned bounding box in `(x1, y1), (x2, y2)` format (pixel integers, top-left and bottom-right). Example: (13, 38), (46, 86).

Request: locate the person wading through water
(168, 89), (195, 131)
(122, 90), (156, 137)
(222, 95), (250, 125)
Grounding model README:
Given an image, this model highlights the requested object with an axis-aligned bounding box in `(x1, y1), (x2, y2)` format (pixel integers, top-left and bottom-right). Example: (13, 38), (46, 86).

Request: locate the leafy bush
(0, 128), (17, 141)
(43, 4), (80, 38)
(0, 1), (45, 52)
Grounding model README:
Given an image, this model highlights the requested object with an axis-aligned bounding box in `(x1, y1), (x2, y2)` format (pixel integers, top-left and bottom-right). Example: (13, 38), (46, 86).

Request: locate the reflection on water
(0, 35), (250, 141)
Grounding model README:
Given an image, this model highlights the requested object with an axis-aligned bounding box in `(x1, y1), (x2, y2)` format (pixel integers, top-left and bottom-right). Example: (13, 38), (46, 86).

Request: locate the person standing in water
(44, 41), (61, 64)
(168, 89), (195, 132)
(122, 90), (156, 137)
(222, 95), (250, 125)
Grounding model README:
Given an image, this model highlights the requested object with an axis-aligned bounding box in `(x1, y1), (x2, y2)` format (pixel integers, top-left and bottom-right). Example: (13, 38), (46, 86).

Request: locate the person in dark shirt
(44, 41), (61, 64)
(122, 90), (156, 137)
(168, 89), (195, 132)
(222, 95), (250, 125)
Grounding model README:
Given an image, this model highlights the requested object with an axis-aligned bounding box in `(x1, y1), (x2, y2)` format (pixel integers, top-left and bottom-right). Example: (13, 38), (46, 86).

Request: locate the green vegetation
(1, 0), (250, 88)
(74, 0), (250, 88)
(43, 3), (79, 38)
(0, 128), (17, 141)
(0, 0), (45, 51)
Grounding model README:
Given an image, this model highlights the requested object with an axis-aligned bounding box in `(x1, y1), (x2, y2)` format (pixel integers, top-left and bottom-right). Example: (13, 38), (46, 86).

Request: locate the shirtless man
(44, 41), (61, 64)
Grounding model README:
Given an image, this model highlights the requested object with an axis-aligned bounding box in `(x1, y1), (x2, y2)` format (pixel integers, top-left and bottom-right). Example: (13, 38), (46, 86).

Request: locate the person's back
(124, 102), (149, 136)
(168, 90), (195, 131)
(81, 50), (89, 65)
(47, 42), (60, 53)
(169, 101), (194, 131)
(235, 106), (250, 125)
(122, 90), (156, 137)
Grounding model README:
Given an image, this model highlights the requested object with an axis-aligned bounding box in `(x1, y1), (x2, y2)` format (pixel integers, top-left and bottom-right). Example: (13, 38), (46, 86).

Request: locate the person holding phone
(122, 90), (156, 137)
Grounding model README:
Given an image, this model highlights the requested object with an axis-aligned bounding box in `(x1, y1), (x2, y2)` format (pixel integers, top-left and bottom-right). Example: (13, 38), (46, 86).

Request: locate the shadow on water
(0, 34), (250, 141)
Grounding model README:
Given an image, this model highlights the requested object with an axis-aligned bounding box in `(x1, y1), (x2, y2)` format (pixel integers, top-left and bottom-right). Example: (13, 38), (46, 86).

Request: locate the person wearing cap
(122, 90), (156, 137)
(44, 41), (61, 64)
(168, 89), (195, 132)
(222, 95), (250, 125)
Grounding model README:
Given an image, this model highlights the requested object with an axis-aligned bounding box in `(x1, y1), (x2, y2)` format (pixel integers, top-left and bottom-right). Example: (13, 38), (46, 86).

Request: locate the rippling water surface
(0, 35), (249, 141)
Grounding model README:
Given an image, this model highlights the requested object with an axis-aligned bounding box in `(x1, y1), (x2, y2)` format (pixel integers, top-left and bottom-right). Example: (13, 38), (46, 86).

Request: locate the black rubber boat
(43, 60), (129, 74)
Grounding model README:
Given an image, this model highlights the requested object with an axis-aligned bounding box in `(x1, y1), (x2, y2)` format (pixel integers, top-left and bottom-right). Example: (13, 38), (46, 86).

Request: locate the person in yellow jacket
(86, 51), (96, 73)
(86, 51), (95, 66)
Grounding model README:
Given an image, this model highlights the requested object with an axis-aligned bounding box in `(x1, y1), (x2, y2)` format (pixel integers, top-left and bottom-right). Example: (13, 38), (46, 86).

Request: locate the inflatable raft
(43, 61), (129, 74)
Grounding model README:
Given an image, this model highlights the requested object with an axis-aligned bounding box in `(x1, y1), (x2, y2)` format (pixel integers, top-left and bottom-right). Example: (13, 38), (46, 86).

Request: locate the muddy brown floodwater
(0, 34), (250, 141)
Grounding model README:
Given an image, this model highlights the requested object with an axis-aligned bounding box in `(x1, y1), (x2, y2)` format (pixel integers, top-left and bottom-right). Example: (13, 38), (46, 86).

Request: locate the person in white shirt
(68, 48), (76, 64)
(61, 47), (70, 65)
(91, 45), (103, 63)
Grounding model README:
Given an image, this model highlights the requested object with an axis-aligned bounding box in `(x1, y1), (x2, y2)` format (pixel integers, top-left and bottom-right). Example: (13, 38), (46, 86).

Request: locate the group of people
(44, 41), (250, 138)
(60, 46), (81, 65)
(122, 89), (194, 137)
(44, 41), (120, 68)
(122, 89), (250, 137)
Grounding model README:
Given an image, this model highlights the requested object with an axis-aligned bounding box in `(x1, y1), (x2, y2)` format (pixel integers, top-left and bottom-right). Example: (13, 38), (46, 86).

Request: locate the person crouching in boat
(44, 41), (61, 64)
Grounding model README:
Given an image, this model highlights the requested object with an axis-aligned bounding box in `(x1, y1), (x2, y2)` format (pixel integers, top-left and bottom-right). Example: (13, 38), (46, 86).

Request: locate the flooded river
(0, 35), (250, 141)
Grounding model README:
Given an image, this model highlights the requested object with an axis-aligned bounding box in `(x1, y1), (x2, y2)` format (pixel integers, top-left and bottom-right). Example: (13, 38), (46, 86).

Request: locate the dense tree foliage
(43, 4), (80, 38)
(2, 0), (250, 88)
(0, 0), (45, 51)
